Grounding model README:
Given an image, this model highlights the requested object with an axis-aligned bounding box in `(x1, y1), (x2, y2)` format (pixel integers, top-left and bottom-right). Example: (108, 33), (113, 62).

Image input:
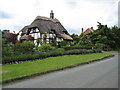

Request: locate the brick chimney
(82, 28), (84, 33)
(91, 27), (93, 30)
(50, 10), (54, 19)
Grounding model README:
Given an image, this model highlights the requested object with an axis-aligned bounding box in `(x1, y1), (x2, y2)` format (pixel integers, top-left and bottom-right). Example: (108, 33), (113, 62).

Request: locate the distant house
(82, 27), (94, 35)
(19, 10), (73, 45)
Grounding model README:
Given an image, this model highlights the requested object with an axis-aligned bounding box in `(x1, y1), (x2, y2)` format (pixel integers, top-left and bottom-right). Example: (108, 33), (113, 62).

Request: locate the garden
(1, 22), (120, 83)
(1, 38), (115, 84)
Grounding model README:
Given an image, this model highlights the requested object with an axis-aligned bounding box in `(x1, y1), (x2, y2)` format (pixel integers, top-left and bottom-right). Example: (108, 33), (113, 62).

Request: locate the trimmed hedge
(2, 49), (101, 64)
(63, 46), (92, 50)
(63, 46), (113, 51)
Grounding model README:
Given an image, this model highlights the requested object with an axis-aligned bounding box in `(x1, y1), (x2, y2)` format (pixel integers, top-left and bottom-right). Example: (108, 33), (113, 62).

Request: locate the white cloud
(0, 0), (118, 34)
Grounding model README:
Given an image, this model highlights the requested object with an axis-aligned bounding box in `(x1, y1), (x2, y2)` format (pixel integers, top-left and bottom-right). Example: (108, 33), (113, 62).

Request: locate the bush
(93, 43), (106, 50)
(58, 40), (68, 48)
(38, 44), (56, 52)
(2, 49), (101, 64)
(63, 46), (92, 50)
(15, 41), (35, 54)
(64, 49), (101, 55)
(2, 47), (14, 57)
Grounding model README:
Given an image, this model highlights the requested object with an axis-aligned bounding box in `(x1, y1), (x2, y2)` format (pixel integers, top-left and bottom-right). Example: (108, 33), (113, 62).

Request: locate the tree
(110, 26), (120, 48)
(89, 22), (120, 49)
(70, 34), (81, 45)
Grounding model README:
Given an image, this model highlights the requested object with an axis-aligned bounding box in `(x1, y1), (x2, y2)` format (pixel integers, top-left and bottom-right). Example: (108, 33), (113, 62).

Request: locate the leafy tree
(77, 22), (120, 50)
(77, 34), (92, 46)
(89, 22), (120, 49)
(70, 34), (81, 45)
(110, 26), (120, 48)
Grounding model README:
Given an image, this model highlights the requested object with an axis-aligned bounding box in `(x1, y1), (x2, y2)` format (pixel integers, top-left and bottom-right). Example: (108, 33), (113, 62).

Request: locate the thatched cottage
(19, 10), (73, 45)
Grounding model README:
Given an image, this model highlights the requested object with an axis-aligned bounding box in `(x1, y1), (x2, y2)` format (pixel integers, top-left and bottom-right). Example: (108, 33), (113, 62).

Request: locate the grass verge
(1, 53), (114, 84)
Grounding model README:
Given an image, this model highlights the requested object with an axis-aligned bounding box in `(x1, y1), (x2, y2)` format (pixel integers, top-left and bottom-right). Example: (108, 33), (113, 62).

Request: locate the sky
(0, 0), (119, 34)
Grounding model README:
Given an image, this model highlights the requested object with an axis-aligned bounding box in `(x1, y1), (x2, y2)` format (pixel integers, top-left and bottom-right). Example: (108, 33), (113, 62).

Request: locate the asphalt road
(3, 52), (118, 88)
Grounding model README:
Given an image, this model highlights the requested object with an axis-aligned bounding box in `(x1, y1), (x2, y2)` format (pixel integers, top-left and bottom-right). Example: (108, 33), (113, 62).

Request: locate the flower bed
(2, 49), (101, 64)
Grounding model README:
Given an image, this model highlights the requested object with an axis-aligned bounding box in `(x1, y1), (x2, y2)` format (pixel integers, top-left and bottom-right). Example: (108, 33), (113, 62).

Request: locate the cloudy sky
(0, 0), (119, 34)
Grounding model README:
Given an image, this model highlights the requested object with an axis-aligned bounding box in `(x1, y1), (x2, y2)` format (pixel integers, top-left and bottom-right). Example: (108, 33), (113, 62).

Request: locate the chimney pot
(91, 27), (93, 30)
(50, 10), (54, 19)
(82, 28), (84, 33)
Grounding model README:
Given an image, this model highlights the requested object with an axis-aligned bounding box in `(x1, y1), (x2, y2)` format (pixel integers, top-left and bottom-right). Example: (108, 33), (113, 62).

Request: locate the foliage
(78, 38), (92, 46)
(63, 46), (92, 50)
(5, 33), (18, 44)
(2, 49), (101, 64)
(2, 38), (14, 57)
(2, 39), (7, 47)
(89, 22), (120, 49)
(116, 48), (120, 52)
(2, 53), (113, 83)
(2, 47), (14, 57)
(50, 38), (57, 47)
(64, 49), (101, 55)
(79, 33), (84, 38)
(14, 41), (35, 54)
(94, 43), (106, 50)
(37, 44), (56, 52)
(36, 38), (42, 46)
(58, 40), (68, 48)
(110, 26), (120, 48)
(43, 32), (47, 44)
(70, 34), (81, 44)
(77, 22), (120, 50)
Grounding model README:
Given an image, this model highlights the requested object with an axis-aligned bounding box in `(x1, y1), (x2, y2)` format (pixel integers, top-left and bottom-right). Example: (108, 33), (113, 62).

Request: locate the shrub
(63, 46), (92, 50)
(94, 43), (106, 50)
(58, 40), (68, 48)
(2, 49), (101, 64)
(38, 44), (56, 52)
(2, 47), (14, 57)
(15, 41), (35, 54)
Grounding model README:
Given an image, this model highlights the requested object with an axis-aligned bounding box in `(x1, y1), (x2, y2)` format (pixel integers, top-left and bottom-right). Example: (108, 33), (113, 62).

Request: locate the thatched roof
(21, 25), (30, 34)
(57, 34), (73, 40)
(29, 16), (68, 34)
(20, 16), (73, 40)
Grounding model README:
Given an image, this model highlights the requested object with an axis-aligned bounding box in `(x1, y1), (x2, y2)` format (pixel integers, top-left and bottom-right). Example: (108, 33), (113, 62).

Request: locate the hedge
(63, 46), (92, 50)
(2, 49), (101, 64)
(63, 46), (113, 51)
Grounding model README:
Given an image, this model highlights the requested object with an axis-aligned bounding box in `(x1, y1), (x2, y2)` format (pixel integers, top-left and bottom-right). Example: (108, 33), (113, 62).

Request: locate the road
(3, 52), (118, 88)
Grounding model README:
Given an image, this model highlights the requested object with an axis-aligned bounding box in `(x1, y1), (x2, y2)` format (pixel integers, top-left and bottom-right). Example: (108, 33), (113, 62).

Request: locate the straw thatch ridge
(20, 15), (73, 40)
(29, 16), (68, 34)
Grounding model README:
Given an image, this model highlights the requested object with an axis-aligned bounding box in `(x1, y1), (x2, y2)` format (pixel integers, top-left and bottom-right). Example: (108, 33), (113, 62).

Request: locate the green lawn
(1, 53), (114, 83)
